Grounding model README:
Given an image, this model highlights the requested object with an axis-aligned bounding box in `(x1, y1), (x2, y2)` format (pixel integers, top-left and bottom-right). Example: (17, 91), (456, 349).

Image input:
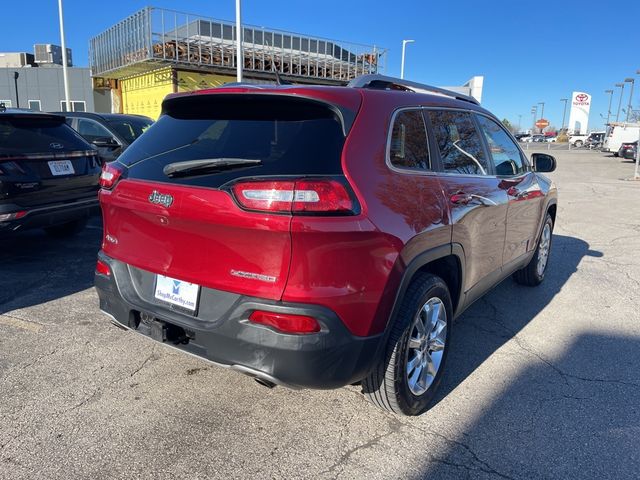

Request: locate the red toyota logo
(576, 94), (588, 102)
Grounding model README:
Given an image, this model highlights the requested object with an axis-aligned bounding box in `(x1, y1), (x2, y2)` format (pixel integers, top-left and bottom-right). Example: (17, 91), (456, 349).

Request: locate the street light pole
(518, 114), (522, 132)
(400, 39), (414, 79)
(615, 83), (625, 122)
(57, 0), (71, 112)
(560, 98), (568, 131)
(531, 106), (537, 132)
(13, 72), (19, 108)
(537, 102), (545, 133)
(625, 78), (635, 122)
(235, 0), (243, 82)
(604, 89), (614, 127)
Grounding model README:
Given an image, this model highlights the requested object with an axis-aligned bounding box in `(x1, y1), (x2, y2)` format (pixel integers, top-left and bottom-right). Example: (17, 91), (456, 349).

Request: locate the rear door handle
(450, 193), (473, 205)
(508, 187), (529, 199)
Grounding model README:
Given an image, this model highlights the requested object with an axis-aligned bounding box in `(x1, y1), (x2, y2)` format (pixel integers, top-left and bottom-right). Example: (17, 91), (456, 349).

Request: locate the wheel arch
(389, 244), (466, 330)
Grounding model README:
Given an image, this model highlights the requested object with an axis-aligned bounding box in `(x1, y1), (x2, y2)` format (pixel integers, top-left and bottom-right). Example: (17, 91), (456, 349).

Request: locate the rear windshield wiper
(163, 158), (262, 177)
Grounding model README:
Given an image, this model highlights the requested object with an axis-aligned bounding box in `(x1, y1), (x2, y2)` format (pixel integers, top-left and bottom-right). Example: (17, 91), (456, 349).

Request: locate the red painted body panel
(282, 216), (398, 337)
(100, 179), (292, 300)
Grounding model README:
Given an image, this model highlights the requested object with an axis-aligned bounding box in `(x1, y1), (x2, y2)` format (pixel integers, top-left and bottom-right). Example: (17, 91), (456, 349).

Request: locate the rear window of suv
(119, 94), (349, 187)
(0, 115), (90, 155)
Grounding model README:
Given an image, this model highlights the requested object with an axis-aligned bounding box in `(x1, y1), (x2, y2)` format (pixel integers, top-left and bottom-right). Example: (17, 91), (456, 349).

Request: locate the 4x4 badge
(148, 190), (173, 208)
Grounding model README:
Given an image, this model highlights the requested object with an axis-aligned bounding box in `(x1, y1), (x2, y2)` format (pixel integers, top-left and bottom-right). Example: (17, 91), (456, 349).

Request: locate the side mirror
(531, 153), (556, 172)
(92, 137), (119, 148)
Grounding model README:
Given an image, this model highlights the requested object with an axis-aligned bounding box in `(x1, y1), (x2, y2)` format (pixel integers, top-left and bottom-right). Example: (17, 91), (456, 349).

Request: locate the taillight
(0, 211), (27, 222)
(231, 178), (357, 215)
(95, 259), (111, 276)
(100, 162), (124, 190)
(248, 310), (321, 334)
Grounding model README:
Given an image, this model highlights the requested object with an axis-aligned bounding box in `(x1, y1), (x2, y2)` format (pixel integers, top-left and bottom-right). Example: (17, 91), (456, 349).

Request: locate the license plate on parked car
(154, 275), (200, 313)
(48, 160), (75, 176)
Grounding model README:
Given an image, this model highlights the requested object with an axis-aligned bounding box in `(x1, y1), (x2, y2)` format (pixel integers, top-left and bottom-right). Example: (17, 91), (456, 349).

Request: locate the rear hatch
(99, 91), (360, 300)
(0, 113), (100, 207)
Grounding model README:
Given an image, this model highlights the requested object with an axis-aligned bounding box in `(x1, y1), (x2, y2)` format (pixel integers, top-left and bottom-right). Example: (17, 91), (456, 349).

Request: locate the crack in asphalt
(65, 345), (158, 413)
(320, 418), (401, 478)
(477, 297), (640, 390)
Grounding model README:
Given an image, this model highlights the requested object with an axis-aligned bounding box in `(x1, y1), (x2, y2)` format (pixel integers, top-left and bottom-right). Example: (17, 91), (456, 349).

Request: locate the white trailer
(603, 123), (640, 155)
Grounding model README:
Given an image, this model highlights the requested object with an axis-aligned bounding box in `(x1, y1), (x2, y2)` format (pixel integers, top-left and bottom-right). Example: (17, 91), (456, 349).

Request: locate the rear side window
(120, 95), (348, 187)
(428, 110), (488, 175)
(0, 116), (90, 155)
(107, 117), (152, 144)
(476, 115), (527, 176)
(389, 110), (430, 170)
(77, 118), (116, 143)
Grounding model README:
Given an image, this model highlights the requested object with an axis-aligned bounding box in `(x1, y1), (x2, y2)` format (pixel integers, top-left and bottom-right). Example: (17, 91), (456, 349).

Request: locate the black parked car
(0, 107), (101, 237)
(621, 141), (637, 161)
(58, 112), (153, 163)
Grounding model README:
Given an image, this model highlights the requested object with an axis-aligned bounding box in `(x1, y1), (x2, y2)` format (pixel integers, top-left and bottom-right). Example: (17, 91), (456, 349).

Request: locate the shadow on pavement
(421, 331), (640, 479)
(0, 216), (102, 315)
(434, 234), (602, 404)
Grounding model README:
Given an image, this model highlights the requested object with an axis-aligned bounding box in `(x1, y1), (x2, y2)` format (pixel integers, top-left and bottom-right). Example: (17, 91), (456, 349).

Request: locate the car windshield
(107, 117), (153, 144)
(0, 116), (90, 155)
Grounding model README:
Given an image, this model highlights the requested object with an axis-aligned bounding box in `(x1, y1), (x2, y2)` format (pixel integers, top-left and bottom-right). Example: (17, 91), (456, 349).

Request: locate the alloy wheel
(406, 297), (448, 396)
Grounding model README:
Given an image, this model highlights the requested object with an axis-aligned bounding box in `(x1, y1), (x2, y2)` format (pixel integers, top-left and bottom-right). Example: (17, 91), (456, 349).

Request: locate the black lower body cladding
(95, 252), (382, 389)
(0, 197), (99, 234)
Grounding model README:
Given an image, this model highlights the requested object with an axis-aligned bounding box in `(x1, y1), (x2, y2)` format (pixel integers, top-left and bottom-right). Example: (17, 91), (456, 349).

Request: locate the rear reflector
(100, 162), (124, 190)
(0, 211), (27, 222)
(231, 178), (356, 214)
(95, 259), (111, 276)
(248, 310), (321, 334)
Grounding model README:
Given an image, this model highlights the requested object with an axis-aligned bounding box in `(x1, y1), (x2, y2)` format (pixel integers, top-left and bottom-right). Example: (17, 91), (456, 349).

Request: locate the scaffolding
(89, 7), (386, 83)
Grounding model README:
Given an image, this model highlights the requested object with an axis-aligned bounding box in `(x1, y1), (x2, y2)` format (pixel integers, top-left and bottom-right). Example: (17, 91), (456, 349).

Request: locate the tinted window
(107, 117), (152, 144)
(476, 115), (526, 176)
(389, 110), (430, 170)
(119, 95), (347, 188)
(0, 116), (90, 155)
(77, 118), (115, 143)
(428, 110), (488, 175)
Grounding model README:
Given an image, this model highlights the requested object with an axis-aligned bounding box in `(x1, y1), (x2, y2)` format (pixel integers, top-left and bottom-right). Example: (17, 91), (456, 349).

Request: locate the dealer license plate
(154, 275), (200, 313)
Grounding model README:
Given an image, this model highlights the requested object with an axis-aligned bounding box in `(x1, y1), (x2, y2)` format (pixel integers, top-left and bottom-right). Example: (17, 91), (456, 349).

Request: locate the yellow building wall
(120, 69), (236, 120)
(177, 71), (235, 92)
(121, 68), (174, 120)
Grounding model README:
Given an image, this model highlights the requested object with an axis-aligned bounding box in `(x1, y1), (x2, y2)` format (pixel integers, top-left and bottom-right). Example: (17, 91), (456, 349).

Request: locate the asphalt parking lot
(1, 148), (639, 479)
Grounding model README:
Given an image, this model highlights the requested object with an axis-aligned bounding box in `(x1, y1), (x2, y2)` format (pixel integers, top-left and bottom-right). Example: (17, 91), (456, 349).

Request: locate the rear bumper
(95, 252), (382, 389)
(0, 197), (99, 233)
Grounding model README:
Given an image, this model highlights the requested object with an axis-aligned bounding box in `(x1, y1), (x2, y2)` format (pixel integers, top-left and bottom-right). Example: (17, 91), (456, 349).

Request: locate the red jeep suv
(95, 75), (557, 416)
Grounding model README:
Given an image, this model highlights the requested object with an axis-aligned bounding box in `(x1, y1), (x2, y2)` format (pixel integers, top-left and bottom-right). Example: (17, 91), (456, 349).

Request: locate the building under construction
(90, 7), (387, 119)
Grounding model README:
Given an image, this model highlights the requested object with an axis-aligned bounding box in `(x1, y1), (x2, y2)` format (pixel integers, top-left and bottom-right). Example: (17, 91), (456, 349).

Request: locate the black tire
(513, 214), (554, 286)
(362, 273), (452, 416)
(574, 140), (583, 148)
(44, 218), (88, 238)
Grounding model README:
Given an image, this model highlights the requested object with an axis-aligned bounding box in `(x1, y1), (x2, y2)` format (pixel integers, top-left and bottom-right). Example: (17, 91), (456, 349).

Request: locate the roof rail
(347, 74), (479, 105)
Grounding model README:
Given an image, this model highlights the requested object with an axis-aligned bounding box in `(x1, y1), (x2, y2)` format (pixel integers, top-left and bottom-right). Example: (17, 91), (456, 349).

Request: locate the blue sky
(3, 0), (639, 130)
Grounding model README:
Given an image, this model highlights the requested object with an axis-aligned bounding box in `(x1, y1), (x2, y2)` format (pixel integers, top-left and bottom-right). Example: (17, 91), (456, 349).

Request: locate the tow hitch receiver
(137, 312), (190, 344)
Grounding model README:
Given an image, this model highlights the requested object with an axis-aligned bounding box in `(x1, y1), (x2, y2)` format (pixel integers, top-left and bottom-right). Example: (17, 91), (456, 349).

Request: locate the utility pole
(235, 0), (243, 82)
(400, 40), (414, 79)
(615, 82), (625, 122)
(625, 78), (635, 122)
(58, 0), (71, 111)
(560, 98), (568, 131)
(604, 89), (614, 127)
(518, 114), (522, 132)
